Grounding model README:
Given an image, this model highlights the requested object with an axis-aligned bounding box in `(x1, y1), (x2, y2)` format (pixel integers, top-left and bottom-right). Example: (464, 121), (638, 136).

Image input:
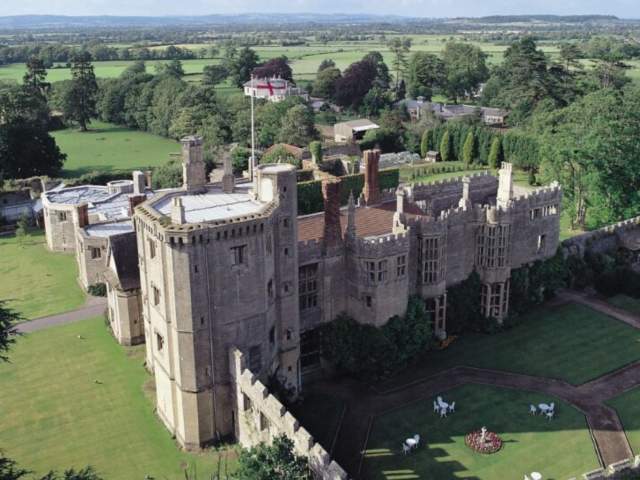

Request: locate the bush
(318, 296), (433, 380)
(152, 159), (182, 189)
(297, 180), (323, 215)
(88, 283), (107, 297)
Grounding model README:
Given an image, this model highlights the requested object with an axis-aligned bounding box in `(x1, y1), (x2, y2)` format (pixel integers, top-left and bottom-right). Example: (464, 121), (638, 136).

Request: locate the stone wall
(573, 455), (640, 479)
(229, 348), (348, 480)
(561, 216), (640, 258)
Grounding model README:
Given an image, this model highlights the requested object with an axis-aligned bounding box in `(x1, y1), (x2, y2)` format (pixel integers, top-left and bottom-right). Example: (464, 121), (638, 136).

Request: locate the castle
(42, 135), (561, 477)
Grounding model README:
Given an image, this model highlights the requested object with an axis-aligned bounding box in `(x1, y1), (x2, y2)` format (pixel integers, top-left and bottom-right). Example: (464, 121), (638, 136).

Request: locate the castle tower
(363, 149), (380, 205)
(181, 136), (207, 193)
(497, 162), (513, 210)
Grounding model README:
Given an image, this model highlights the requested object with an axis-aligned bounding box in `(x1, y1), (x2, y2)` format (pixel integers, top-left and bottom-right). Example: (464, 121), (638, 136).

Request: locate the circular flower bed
(464, 430), (503, 454)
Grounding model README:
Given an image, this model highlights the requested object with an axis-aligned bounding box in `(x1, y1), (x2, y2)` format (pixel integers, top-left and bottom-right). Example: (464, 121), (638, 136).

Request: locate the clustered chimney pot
(363, 149), (381, 206)
(76, 204), (89, 228)
(322, 179), (343, 248)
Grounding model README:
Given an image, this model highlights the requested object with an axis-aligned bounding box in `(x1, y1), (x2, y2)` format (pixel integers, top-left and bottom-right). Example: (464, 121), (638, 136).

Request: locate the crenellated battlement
(408, 170), (493, 190)
(352, 231), (411, 258)
(512, 182), (563, 205)
(229, 348), (348, 480)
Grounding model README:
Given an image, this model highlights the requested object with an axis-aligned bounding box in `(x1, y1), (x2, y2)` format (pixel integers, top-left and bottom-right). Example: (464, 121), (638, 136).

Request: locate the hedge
(296, 168), (401, 216)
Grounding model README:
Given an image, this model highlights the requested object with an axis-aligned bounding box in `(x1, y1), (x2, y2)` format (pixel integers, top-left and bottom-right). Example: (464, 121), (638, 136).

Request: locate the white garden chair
(529, 404), (537, 415)
(448, 401), (456, 413)
(439, 406), (448, 418)
(433, 400), (439, 413)
(546, 410), (555, 421)
(402, 443), (411, 455)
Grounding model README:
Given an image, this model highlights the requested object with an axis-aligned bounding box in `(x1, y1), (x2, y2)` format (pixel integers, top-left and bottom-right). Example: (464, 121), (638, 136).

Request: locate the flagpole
(250, 74), (256, 182)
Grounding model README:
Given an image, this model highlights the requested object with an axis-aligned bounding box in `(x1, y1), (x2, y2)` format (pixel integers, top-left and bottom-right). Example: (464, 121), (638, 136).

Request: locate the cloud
(2, 0), (639, 17)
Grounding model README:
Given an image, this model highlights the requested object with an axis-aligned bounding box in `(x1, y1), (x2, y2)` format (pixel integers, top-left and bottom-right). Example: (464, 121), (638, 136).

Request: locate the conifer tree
(488, 136), (504, 170)
(462, 131), (476, 168)
(63, 52), (98, 131)
(420, 129), (431, 158)
(439, 130), (452, 162)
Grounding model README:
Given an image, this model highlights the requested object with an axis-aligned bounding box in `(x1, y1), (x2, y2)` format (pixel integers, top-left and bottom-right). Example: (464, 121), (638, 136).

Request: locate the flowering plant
(464, 430), (502, 454)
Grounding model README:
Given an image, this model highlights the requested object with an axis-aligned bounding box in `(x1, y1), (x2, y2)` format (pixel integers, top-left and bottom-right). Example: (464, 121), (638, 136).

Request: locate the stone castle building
(42, 135), (561, 476)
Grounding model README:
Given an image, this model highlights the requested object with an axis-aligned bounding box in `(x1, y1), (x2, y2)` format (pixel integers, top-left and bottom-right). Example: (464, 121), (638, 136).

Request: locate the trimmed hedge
(296, 167), (401, 216)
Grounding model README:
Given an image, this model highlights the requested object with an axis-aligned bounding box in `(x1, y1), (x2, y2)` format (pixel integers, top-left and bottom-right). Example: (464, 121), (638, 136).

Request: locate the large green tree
(63, 52), (98, 131)
(407, 52), (444, 100)
(387, 37), (412, 95)
(277, 104), (318, 147)
(225, 47), (259, 87)
(235, 435), (310, 480)
(0, 301), (20, 363)
(313, 66), (341, 99)
(441, 42), (489, 103)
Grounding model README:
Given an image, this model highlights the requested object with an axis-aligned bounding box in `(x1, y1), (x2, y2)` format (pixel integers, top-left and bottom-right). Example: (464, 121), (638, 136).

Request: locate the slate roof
(107, 232), (140, 291)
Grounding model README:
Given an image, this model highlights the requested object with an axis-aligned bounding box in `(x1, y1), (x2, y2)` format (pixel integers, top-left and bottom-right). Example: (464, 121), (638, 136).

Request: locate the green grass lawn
(608, 387), (640, 457)
(384, 302), (640, 389)
(362, 384), (598, 480)
(52, 121), (181, 177)
(0, 231), (85, 320)
(0, 317), (235, 479)
(607, 294), (640, 315)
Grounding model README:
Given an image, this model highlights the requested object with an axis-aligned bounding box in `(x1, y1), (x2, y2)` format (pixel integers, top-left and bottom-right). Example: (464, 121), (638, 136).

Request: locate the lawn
(608, 387), (640, 457)
(52, 120), (181, 177)
(0, 231), (85, 320)
(383, 302), (640, 388)
(290, 392), (345, 453)
(0, 317), (235, 479)
(362, 384), (598, 480)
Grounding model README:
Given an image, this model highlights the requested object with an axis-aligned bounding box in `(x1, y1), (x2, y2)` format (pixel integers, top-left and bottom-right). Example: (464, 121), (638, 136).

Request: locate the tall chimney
(76, 204), (89, 228)
(181, 135), (207, 193)
(128, 194), (146, 216)
(346, 191), (356, 238)
(222, 153), (235, 194)
(322, 179), (343, 249)
(459, 177), (472, 210)
(132, 171), (146, 195)
(363, 149), (380, 205)
(171, 197), (186, 225)
(145, 170), (153, 190)
(497, 162), (513, 210)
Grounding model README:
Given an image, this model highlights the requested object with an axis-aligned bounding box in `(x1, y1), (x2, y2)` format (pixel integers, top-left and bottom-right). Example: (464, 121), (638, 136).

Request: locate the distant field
(52, 120), (180, 177)
(0, 37), (570, 85)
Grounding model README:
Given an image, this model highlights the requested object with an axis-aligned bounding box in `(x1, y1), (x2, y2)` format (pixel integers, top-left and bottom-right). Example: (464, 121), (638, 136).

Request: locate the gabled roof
(106, 232), (140, 291)
(335, 119), (380, 132)
(263, 143), (305, 160)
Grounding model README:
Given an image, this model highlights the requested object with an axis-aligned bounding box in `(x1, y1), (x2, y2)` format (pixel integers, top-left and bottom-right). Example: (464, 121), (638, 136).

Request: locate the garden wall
(575, 455), (640, 479)
(562, 216), (640, 258)
(228, 348), (348, 480)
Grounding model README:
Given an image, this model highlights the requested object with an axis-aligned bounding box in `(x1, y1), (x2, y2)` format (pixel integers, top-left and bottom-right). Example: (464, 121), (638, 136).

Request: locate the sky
(1, 0), (639, 18)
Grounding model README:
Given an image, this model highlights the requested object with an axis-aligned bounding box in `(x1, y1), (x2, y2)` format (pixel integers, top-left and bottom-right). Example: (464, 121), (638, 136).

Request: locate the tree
(420, 129), (431, 158)
(462, 130), (476, 168)
(152, 158), (183, 189)
(261, 145), (300, 168)
(202, 65), (228, 86)
(23, 56), (49, 98)
(441, 42), (489, 102)
(253, 56), (293, 82)
(360, 86), (391, 117)
(63, 52), (98, 131)
(226, 47), (259, 87)
(317, 59), (335, 72)
(309, 141), (322, 163)
(333, 59), (377, 109)
(362, 51), (391, 90)
(387, 37), (412, 94)
(488, 136), (503, 169)
(559, 43), (583, 71)
(439, 130), (452, 162)
(0, 301), (20, 363)
(278, 104), (318, 147)
(0, 122), (66, 179)
(0, 452), (102, 480)
(15, 213), (29, 246)
(235, 435), (310, 480)
(407, 52), (445, 100)
(313, 67), (341, 99)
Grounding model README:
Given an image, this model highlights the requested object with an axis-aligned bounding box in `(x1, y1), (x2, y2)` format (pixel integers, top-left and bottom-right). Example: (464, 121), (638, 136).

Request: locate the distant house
(262, 143), (305, 162)
(309, 97), (341, 113)
(243, 77), (309, 103)
(397, 98), (509, 127)
(333, 119), (380, 143)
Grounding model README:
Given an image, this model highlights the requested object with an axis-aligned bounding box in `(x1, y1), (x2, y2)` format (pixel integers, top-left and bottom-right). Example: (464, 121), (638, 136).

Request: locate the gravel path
(16, 296), (106, 333)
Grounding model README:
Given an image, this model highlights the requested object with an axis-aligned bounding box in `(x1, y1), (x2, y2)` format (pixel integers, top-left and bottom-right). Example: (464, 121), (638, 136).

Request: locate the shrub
(88, 283), (107, 297)
(439, 130), (452, 162)
(297, 180), (323, 215)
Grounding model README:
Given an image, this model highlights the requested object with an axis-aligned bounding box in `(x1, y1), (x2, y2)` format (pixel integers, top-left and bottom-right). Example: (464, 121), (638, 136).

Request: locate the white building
(243, 77), (309, 103)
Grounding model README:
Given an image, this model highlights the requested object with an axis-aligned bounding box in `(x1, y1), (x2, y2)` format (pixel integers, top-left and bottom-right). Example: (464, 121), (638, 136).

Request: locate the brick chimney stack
(181, 135), (207, 193)
(363, 149), (381, 205)
(145, 170), (153, 190)
(322, 179), (343, 248)
(76, 204), (89, 228)
(128, 194), (146, 216)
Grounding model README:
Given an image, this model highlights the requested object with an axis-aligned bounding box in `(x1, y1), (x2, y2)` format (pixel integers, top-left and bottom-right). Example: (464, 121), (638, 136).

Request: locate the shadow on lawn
(360, 385), (595, 480)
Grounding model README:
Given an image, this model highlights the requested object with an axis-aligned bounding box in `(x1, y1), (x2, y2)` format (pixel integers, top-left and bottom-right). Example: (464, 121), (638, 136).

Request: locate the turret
(458, 177), (472, 210)
(181, 136), (207, 193)
(497, 162), (513, 210)
(222, 153), (235, 194)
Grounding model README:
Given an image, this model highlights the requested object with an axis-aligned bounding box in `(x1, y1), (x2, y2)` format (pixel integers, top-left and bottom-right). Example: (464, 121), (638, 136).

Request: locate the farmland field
(0, 37), (579, 86)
